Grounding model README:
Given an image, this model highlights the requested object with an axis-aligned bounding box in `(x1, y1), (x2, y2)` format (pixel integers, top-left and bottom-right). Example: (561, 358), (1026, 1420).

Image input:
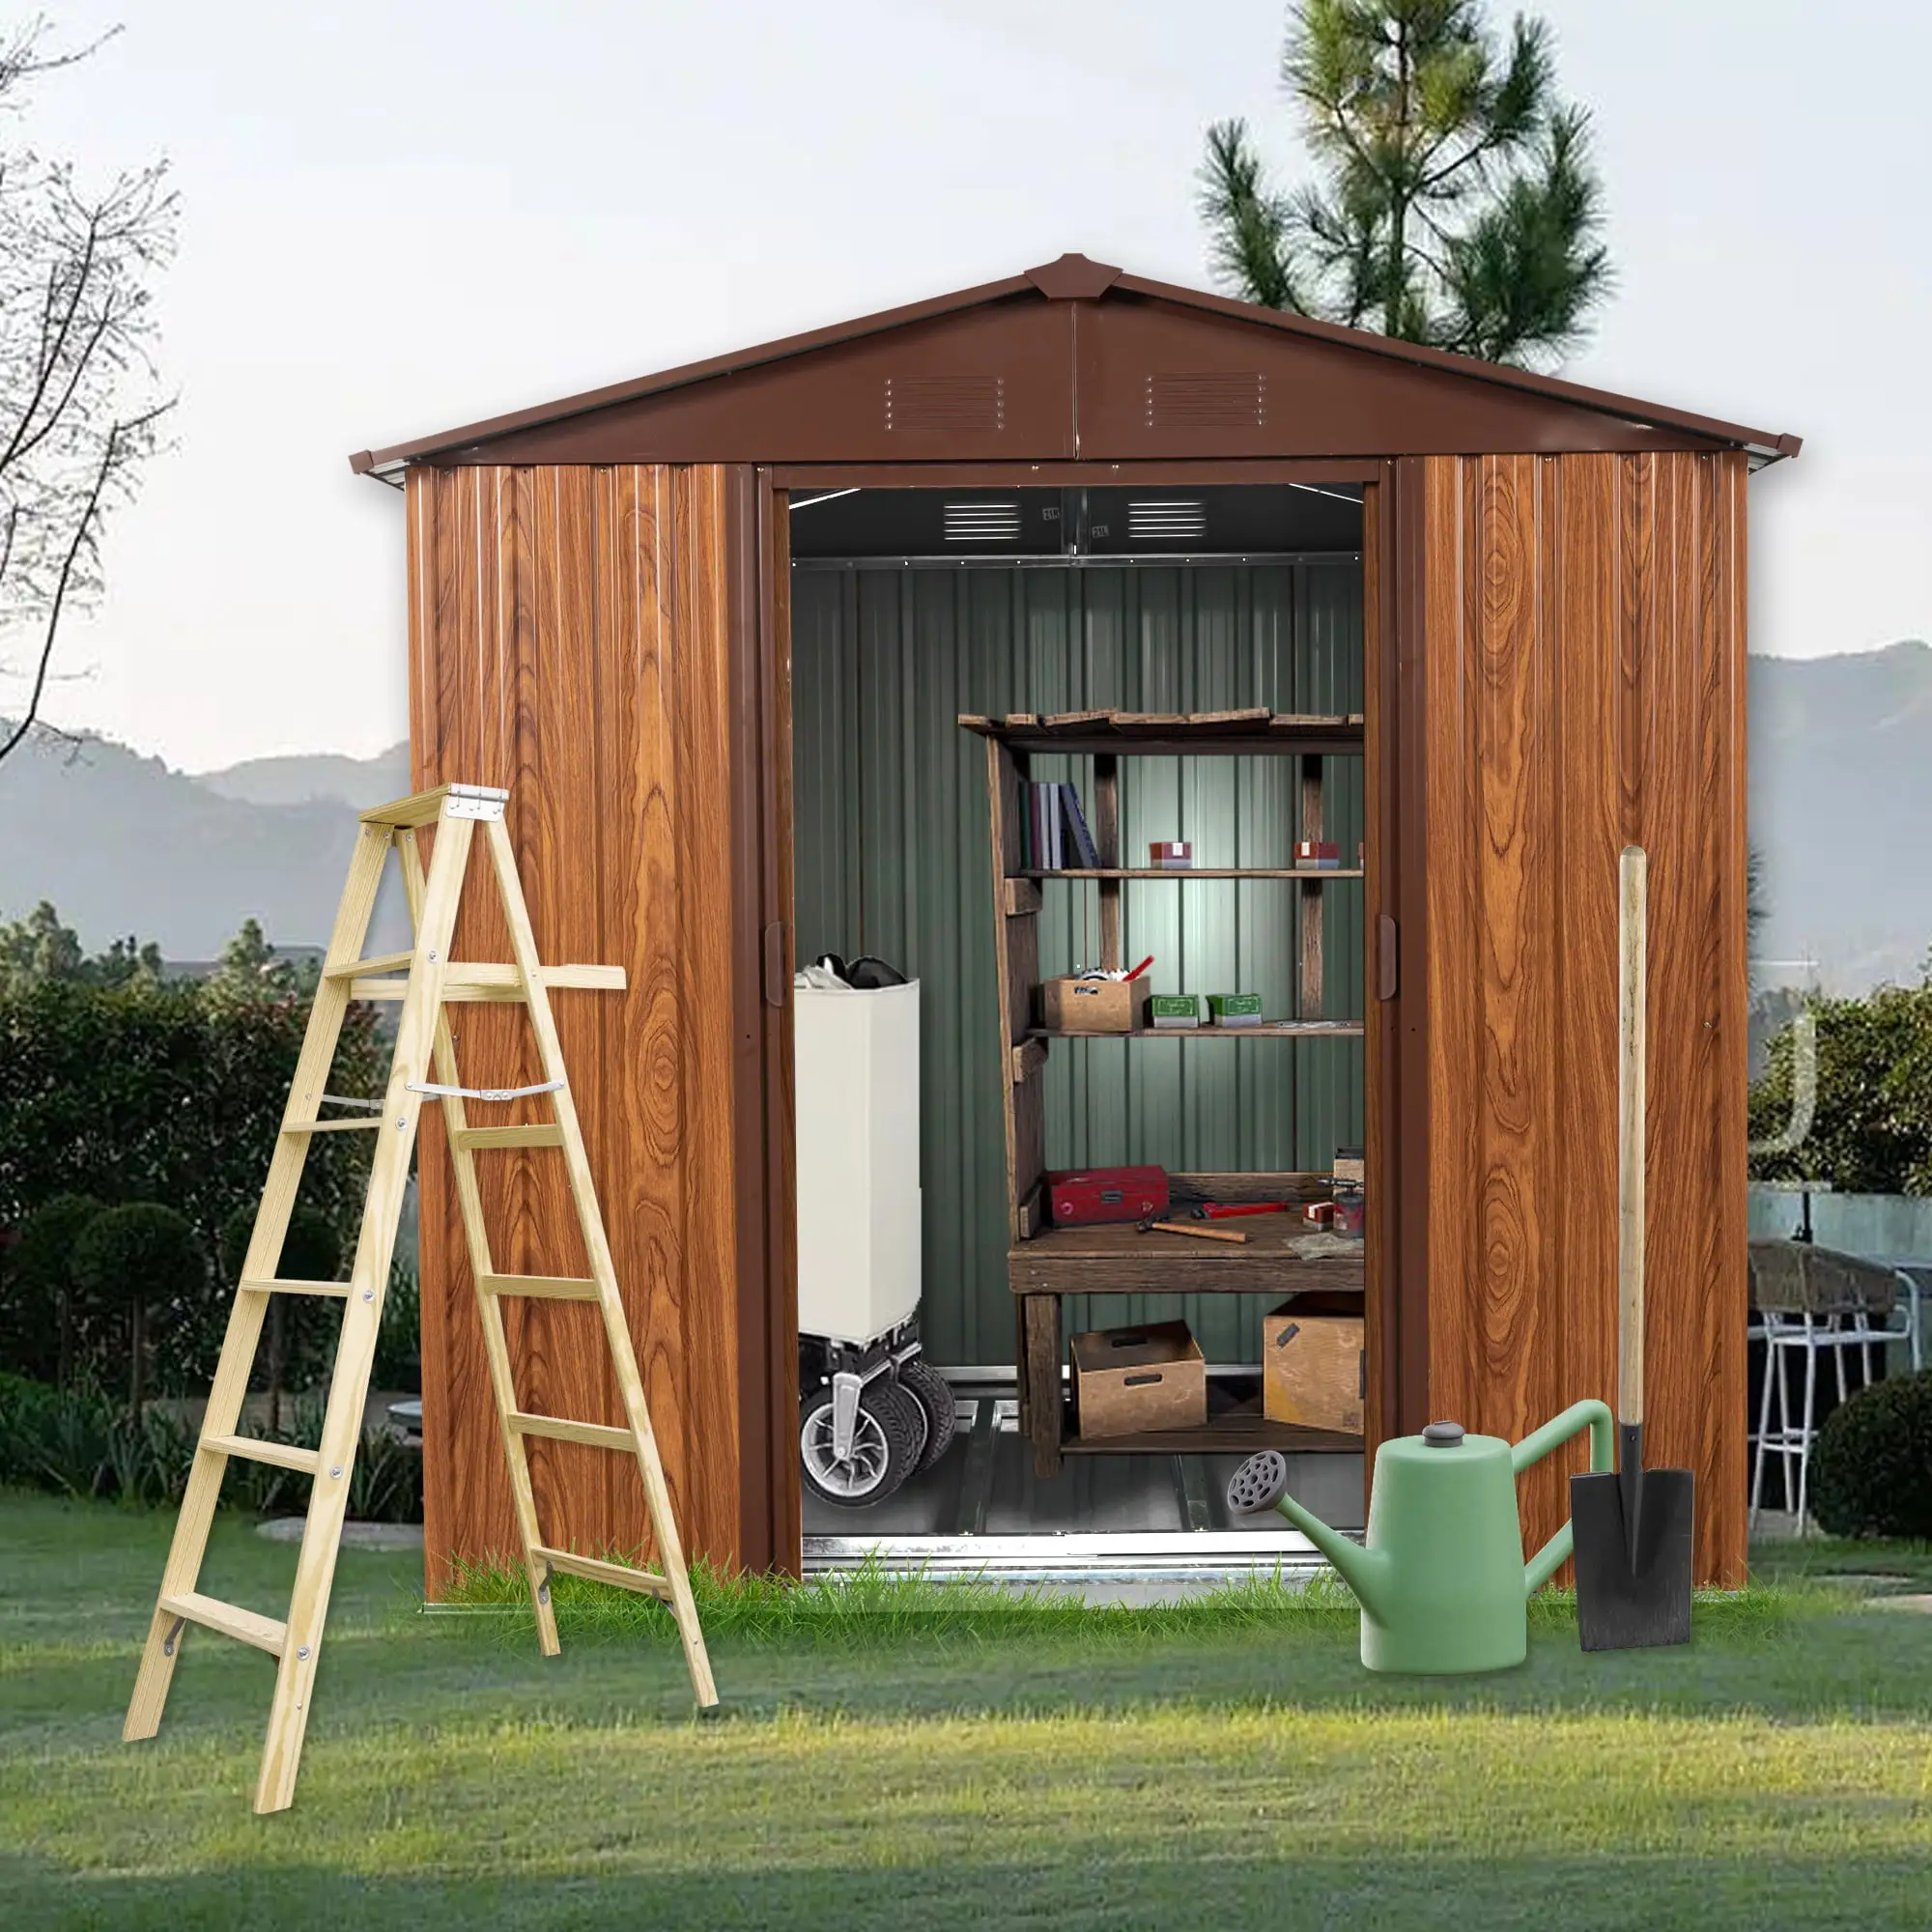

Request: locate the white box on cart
(793, 980), (922, 1349)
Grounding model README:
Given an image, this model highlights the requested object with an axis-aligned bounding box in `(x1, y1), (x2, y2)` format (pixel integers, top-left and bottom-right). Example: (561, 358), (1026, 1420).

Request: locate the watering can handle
(1513, 1399), (1615, 1595)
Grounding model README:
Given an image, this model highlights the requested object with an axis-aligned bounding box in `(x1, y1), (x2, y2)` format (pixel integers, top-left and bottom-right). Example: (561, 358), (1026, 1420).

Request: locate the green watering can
(1228, 1400), (1614, 1673)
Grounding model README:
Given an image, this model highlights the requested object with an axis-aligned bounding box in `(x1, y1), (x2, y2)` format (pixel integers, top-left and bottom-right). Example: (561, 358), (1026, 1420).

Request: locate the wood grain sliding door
(1417, 450), (1749, 1584)
(405, 461), (775, 1590)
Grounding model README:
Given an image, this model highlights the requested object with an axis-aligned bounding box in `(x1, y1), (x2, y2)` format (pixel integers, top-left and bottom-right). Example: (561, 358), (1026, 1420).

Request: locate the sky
(9, 0), (1930, 771)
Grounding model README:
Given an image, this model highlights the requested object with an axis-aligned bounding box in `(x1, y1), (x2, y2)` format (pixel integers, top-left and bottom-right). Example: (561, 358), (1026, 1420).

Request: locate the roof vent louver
(1145, 372), (1266, 430)
(1127, 499), (1208, 542)
(943, 501), (1023, 544)
(886, 375), (1006, 433)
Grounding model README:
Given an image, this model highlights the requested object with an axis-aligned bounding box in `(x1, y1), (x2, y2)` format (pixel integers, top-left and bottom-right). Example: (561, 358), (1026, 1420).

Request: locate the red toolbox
(1048, 1165), (1168, 1227)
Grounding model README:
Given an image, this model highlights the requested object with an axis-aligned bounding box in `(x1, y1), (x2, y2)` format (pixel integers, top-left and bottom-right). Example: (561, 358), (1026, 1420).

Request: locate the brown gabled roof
(350, 252), (1798, 476)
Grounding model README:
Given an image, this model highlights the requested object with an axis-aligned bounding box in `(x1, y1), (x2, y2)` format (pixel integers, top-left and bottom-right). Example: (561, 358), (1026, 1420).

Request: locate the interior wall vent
(1127, 499), (1208, 541)
(886, 375), (1006, 433)
(1144, 372), (1266, 429)
(943, 501), (1023, 543)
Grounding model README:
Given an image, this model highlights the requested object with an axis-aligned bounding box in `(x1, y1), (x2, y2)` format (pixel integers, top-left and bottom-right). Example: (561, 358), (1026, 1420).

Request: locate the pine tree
(1200, 0), (1611, 367)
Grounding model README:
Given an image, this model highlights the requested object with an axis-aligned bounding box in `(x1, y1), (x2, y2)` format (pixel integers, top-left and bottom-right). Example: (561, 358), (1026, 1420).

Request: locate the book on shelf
(1060, 783), (1101, 867)
(1024, 780), (1100, 871)
(1025, 782), (1060, 871)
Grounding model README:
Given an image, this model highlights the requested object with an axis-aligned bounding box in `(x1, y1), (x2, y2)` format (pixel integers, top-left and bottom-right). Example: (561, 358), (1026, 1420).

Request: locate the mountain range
(0, 733), (414, 963)
(3, 640), (1928, 992)
(1747, 640), (1932, 992)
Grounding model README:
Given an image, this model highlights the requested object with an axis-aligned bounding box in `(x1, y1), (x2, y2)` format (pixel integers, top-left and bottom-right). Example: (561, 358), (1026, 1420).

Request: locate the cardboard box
(1294, 839), (1341, 868)
(1049, 1165), (1168, 1227)
(1263, 1306), (1365, 1435)
(1150, 840), (1192, 868)
(1332, 1146), (1365, 1189)
(1040, 976), (1151, 1035)
(1149, 993), (1202, 1029)
(1070, 1321), (1207, 1439)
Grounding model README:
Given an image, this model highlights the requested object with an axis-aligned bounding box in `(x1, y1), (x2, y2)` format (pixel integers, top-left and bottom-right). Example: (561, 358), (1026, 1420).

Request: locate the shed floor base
(802, 1380), (1364, 1582)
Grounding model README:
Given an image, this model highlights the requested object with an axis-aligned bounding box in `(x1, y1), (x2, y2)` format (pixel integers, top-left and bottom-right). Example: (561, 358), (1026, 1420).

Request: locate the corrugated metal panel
(791, 561), (1364, 1367)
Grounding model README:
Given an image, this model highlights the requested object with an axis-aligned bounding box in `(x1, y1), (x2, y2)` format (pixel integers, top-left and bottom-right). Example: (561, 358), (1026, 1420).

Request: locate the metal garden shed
(354, 252), (1797, 1589)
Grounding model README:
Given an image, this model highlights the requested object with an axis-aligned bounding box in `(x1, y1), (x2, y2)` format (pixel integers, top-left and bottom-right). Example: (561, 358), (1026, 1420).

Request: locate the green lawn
(3, 1493), (1930, 1930)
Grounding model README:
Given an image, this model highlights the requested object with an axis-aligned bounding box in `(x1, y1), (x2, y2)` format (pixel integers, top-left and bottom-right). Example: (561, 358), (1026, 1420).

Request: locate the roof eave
(350, 254), (1802, 477)
(1110, 270), (1801, 463)
(348, 266), (1042, 476)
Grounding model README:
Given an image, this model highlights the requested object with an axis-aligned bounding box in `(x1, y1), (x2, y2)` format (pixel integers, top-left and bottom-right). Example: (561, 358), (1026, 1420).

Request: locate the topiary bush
(71, 1205), (206, 1416)
(1810, 1370), (1932, 1539)
(0, 1193), (104, 1383)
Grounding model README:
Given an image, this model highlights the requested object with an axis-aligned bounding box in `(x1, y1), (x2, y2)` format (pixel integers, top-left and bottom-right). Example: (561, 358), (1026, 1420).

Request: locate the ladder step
(507, 1411), (637, 1453)
(349, 963), (626, 1003)
(285, 1118), (385, 1134)
(533, 1547), (672, 1600)
(157, 1590), (288, 1657)
(240, 1277), (353, 1298)
(452, 1123), (564, 1151)
(478, 1273), (602, 1302)
(202, 1434), (322, 1475)
(324, 950), (415, 979)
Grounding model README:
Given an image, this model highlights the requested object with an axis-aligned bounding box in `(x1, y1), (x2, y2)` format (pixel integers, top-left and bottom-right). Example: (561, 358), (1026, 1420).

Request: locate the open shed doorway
(783, 476), (1374, 1582)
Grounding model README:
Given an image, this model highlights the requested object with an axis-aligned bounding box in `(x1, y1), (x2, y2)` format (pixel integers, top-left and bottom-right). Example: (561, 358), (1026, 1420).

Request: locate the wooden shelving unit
(961, 708), (1369, 1475)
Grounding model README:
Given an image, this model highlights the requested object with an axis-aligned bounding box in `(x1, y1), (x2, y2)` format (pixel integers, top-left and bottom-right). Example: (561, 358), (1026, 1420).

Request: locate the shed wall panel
(407, 463), (750, 1592)
(1420, 450), (1748, 1585)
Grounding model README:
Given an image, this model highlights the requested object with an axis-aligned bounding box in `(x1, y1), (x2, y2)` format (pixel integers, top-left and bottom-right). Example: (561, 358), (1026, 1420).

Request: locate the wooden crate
(1069, 1321), (1206, 1439)
(1262, 1306), (1365, 1435)
(1040, 976), (1151, 1035)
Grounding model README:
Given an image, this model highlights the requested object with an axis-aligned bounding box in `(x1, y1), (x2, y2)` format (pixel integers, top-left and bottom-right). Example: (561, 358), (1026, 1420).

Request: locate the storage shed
(354, 253), (1796, 1590)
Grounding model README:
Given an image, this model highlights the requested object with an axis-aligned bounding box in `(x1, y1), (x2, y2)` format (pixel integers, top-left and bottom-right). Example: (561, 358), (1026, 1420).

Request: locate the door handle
(1377, 916), (1398, 1001)
(762, 923), (788, 1008)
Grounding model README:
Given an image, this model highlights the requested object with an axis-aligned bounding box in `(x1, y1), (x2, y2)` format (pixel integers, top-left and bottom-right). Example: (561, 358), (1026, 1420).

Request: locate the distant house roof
(352, 253), (1798, 478)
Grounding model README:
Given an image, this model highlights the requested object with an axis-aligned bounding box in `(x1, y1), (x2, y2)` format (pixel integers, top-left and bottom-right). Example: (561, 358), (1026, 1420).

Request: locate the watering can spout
(1268, 1488), (1393, 1623)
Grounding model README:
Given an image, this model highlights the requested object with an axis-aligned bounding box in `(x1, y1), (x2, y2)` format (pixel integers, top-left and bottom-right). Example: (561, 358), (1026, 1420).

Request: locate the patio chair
(1747, 1240), (1923, 1534)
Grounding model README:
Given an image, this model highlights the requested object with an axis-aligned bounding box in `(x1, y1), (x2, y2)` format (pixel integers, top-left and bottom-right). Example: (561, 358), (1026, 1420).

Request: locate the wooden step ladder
(123, 781), (719, 1813)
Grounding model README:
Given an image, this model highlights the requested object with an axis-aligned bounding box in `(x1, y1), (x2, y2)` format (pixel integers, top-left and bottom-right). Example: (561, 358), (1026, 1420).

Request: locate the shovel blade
(1571, 1466), (1694, 1651)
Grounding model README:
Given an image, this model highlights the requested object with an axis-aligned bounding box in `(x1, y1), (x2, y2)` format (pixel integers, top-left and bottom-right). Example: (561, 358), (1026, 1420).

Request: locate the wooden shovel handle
(1618, 845), (1647, 1428)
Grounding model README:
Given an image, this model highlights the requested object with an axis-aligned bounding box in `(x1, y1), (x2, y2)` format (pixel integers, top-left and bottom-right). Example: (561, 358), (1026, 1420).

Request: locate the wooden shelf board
(1062, 1402), (1362, 1457)
(960, 710), (1364, 758)
(1029, 1022), (1365, 1040)
(1010, 1218), (1365, 1296)
(1020, 867), (1364, 881)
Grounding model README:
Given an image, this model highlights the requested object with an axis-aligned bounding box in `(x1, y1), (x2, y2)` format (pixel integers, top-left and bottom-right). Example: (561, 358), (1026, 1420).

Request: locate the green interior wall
(790, 561), (1365, 1367)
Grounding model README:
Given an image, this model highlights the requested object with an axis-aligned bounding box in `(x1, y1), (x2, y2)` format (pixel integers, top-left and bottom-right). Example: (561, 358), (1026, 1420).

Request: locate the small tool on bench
(1136, 1214), (1249, 1244)
(1571, 846), (1694, 1651)
(1190, 1200), (1293, 1221)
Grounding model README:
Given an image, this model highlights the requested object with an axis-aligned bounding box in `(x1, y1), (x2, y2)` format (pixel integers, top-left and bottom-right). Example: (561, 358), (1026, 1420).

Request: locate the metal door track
(803, 1530), (1332, 1585)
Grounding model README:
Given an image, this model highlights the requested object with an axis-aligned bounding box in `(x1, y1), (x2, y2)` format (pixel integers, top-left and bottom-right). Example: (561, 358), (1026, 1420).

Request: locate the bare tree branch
(0, 21), (175, 767)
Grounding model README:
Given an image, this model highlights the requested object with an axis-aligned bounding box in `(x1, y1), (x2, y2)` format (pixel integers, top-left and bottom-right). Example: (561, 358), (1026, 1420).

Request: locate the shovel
(1572, 846), (1694, 1650)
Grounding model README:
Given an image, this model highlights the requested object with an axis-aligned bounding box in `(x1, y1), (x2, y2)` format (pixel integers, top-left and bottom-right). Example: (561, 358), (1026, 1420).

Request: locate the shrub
(0, 1193), (104, 1383)
(71, 1205), (207, 1415)
(374, 1259), (420, 1393)
(217, 1204), (344, 1429)
(0, 1371), (422, 1521)
(0, 975), (384, 1292)
(1811, 1370), (1932, 1539)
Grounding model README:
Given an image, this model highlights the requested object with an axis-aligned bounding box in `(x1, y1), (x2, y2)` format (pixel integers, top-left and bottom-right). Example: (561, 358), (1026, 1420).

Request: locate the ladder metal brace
(406, 1079), (564, 1103)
